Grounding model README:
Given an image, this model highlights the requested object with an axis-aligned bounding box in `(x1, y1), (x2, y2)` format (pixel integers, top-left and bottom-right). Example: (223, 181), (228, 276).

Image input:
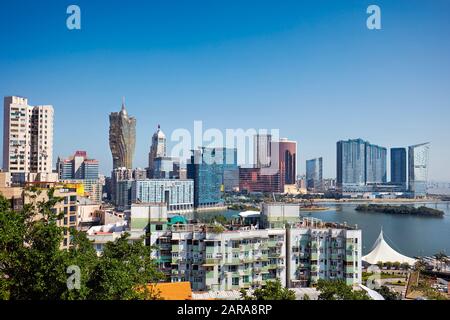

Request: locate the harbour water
(198, 202), (450, 257)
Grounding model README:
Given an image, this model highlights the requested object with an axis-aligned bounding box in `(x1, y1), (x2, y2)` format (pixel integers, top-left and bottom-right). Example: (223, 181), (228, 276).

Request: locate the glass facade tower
(306, 157), (323, 191)
(390, 148), (407, 188)
(337, 139), (387, 192)
(408, 143), (430, 197)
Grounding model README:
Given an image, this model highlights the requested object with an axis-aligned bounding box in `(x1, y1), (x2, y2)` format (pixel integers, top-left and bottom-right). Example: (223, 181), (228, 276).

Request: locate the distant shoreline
(312, 198), (447, 204)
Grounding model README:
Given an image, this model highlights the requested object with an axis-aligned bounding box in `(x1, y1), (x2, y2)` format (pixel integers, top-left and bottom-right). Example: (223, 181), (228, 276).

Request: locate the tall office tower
(365, 142), (387, 184)
(187, 147), (224, 208)
(337, 138), (388, 192)
(220, 147), (239, 192)
(408, 143), (430, 197)
(147, 125), (166, 178)
(336, 139), (366, 191)
(3, 96), (54, 176)
(57, 151), (99, 180)
(109, 100), (136, 169)
(278, 138), (297, 186)
(306, 157), (323, 192)
(390, 148), (407, 188)
(254, 133), (272, 168)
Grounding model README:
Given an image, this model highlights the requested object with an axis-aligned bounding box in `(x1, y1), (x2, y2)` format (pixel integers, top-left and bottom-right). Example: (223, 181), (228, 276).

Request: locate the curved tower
(109, 99), (136, 169)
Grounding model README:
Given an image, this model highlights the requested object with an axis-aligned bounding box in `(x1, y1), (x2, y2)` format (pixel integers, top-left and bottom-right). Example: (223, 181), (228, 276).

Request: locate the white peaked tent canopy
(362, 229), (416, 265)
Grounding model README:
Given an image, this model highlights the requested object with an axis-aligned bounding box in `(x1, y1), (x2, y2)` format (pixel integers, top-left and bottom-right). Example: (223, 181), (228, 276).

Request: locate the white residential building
(3, 96), (54, 176)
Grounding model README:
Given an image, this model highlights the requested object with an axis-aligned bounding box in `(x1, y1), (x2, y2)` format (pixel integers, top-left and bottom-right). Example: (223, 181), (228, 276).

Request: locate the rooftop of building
(145, 282), (192, 300)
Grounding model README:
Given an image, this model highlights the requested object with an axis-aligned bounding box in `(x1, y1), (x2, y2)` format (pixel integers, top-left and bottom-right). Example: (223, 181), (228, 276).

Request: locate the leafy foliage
(315, 279), (370, 300)
(355, 204), (444, 217)
(0, 190), (163, 300)
(240, 279), (296, 300)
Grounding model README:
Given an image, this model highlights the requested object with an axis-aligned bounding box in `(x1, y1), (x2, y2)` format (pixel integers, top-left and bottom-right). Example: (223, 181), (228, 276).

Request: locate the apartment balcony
(268, 251), (282, 258)
(225, 258), (241, 265)
(253, 267), (263, 274)
(267, 240), (277, 247)
(158, 243), (171, 250)
(239, 269), (252, 276)
(171, 245), (180, 253)
(192, 257), (205, 264)
(298, 262), (310, 269)
(240, 257), (254, 264)
(204, 258), (221, 265)
(205, 246), (216, 254)
(346, 266), (355, 274)
(310, 253), (319, 261)
(345, 255), (354, 261)
(239, 244), (251, 251)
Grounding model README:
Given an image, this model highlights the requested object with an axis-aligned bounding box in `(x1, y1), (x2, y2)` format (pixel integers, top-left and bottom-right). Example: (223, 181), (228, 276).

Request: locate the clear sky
(1, 0), (450, 180)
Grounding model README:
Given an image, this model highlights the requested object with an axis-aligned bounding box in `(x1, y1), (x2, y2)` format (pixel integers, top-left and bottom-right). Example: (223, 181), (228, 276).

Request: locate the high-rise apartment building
(151, 224), (287, 291)
(390, 148), (407, 188)
(365, 143), (387, 184)
(288, 221), (362, 287)
(306, 157), (323, 192)
(337, 139), (366, 191)
(408, 143), (430, 197)
(337, 139), (387, 192)
(3, 96), (54, 176)
(109, 100), (136, 169)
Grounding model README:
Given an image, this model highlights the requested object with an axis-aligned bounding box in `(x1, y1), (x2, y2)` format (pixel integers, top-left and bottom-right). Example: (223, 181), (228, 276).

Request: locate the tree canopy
(0, 190), (163, 300)
(315, 279), (370, 300)
(240, 279), (296, 300)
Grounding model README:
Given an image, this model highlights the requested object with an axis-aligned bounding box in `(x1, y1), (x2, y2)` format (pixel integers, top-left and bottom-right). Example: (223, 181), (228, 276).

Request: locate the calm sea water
(197, 202), (450, 257)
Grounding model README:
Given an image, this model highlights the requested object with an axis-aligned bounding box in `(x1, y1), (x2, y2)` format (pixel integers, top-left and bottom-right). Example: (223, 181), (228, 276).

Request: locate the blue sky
(1, 0), (450, 179)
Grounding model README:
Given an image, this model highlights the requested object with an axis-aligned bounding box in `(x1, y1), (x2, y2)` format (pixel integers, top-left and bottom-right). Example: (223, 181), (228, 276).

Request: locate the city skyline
(1, 1), (450, 180)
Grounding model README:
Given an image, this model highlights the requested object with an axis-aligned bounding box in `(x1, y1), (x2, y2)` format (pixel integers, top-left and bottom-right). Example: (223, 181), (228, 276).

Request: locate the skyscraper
(187, 147), (224, 208)
(274, 138), (297, 190)
(306, 157), (323, 191)
(390, 148), (407, 188)
(254, 133), (272, 168)
(3, 96), (54, 176)
(365, 142), (387, 184)
(109, 99), (136, 169)
(147, 125), (166, 177)
(337, 139), (386, 192)
(408, 143), (430, 197)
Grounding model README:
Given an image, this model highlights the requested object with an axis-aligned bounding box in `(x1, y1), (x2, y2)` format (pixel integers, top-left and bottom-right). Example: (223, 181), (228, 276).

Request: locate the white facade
(3, 96), (54, 175)
(288, 226), (362, 287)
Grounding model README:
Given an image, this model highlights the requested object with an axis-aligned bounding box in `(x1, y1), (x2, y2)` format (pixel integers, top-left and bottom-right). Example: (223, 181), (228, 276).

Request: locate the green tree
(414, 258), (428, 272)
(86, 233), (163, 300)
(0, 190), (164, 300)
(240, 279), (296, 300)
(315, 279), (370, 300)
